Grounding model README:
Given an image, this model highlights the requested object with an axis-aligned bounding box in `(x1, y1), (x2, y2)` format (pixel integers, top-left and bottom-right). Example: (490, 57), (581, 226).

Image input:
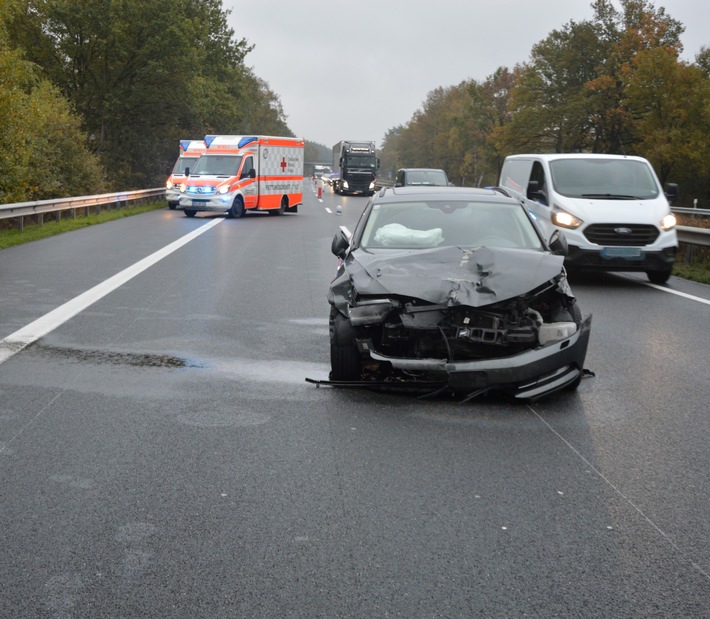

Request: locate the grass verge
(0, 202), (167, 250)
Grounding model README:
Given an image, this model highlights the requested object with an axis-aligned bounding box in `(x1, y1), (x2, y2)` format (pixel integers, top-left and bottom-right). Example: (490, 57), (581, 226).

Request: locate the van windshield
(550, 158), (660, 200)
(190, 155), (242, 176)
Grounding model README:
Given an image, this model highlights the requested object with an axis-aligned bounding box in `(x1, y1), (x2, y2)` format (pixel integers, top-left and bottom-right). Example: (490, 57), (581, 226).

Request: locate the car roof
(374, 185), (517, 204)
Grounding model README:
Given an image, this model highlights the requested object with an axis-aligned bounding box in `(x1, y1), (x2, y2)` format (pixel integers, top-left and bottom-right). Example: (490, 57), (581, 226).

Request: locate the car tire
(227, 197), (245, 219)
(646, 269), (671, 284)
(184, 210), (196, 218)
(329, 309), (361, 381)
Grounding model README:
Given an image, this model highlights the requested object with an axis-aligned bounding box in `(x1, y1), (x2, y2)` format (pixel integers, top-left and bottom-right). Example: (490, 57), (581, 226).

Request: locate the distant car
(327, 186), (592, 401)
(323, 172), (339, 188)
(395, 168), (450, 187)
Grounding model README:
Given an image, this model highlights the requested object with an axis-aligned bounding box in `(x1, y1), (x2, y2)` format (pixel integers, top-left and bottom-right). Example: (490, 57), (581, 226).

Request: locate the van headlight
(179, 183), (187, 192)
(660, 213), (677, 231)
(552, 207), (583, 229)
(166, 180), (173, 189)
(217, 185), (230, 195)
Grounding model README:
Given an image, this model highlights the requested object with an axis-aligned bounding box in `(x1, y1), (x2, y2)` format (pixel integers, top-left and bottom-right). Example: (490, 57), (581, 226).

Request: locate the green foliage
(0, 45), (106, 203)
(381, 0), (710, 204)
(4, 0), (293, 193)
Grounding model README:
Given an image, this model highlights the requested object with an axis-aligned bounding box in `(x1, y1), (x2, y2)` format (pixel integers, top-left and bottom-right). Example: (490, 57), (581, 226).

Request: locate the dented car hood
(343, 246), (565, 307)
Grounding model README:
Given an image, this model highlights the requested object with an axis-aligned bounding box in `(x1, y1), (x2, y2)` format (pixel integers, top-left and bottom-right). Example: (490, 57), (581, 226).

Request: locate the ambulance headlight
(217, 185), (230, 195)
(179, 183), (187, 192)
(166, 180), (173, 189)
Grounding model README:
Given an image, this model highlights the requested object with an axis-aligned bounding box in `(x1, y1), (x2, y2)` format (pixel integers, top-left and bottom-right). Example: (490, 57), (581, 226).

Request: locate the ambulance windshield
(191, 155), (242, 176)
(172, 156), (195, 175)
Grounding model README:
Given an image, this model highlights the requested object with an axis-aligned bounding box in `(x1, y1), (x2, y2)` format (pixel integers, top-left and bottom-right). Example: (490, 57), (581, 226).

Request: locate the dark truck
(332, 140), (379, 196)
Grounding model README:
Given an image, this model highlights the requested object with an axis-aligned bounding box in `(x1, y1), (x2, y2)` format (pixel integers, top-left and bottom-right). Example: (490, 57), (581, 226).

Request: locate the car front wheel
(329, 309), (362, 381)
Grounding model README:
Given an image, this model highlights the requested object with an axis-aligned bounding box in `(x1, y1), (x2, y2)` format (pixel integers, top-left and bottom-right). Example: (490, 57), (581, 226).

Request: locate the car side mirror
(548, 229), (568, 256)
(665, 182), (679, 204)
(331, 228), (351, 259)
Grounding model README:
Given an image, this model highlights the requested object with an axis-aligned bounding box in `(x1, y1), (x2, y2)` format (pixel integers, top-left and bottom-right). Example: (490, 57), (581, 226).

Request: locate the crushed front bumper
(367, 315), (592, 400)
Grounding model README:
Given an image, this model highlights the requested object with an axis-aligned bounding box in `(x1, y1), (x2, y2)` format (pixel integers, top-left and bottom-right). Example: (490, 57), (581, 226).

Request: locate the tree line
(0, 0), (292, 204)
(2, 0), (708, 207)
(378, 0), (710, 206)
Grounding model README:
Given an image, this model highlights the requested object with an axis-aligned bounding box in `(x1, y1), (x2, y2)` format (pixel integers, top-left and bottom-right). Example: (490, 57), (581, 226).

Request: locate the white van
(499, 154), (678, 283)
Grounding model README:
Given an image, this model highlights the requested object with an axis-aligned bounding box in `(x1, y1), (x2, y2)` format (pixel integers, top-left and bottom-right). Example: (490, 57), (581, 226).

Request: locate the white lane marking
(325, 208), (332, 214)
(0, 218), (224, 365)
(644, 282), (710, 306)
(528, 405), (710, 581)
(616, 273), (710, 306)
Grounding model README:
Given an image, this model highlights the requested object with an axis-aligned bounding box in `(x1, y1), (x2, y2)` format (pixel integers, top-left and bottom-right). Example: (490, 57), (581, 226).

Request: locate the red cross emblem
(280, 157), (287, 172)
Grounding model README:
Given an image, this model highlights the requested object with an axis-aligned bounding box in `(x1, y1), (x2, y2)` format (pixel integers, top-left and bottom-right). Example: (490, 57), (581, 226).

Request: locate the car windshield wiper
(581, 193), (642, 200)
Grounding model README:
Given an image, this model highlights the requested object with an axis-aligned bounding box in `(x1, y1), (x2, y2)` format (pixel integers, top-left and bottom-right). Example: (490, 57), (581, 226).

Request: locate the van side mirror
(665, 183), (679, 204)
(527, 180), (547, 204)
(331, 228), (351, 259)
(548, 229), (568, 256)
(185, 167), (190, 177)
(249, 168), (256, 179)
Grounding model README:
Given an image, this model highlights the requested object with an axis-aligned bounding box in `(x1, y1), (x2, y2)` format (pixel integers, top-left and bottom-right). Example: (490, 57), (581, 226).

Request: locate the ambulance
(177, 135), (304, 218)
(165, 140), (206, 209)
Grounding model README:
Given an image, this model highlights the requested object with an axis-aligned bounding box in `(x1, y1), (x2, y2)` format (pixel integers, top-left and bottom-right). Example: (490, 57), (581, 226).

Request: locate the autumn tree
(7, 0), (290, 189)
(623, 47), (710, 190)
(0, 0), (105, 203)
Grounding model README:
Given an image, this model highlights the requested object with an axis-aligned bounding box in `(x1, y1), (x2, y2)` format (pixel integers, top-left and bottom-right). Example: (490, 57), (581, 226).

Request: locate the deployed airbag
(374, 223), (444, 248)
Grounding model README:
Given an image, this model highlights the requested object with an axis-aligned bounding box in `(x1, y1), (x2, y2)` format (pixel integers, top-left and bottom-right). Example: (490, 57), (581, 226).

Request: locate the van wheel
(184, 210), (196, 218)
(269, 196), (287, 216)
(646, 269), (671, 284)
(228, 197), (244, 219)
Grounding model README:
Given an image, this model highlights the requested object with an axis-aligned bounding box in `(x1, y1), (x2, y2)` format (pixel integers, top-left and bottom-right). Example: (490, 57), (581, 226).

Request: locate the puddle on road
(31, 344), (203, 369)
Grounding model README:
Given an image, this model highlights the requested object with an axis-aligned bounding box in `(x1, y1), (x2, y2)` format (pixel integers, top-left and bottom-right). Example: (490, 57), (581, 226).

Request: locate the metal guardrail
(677, 226), (710, 247)
(1, 187), (708, 247)
(0, 188), (166, 230)
(672, 207), (710, 248)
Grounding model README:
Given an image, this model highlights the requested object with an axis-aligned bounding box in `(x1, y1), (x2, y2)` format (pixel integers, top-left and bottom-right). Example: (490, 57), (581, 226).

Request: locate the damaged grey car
(325, 186), (592, 401)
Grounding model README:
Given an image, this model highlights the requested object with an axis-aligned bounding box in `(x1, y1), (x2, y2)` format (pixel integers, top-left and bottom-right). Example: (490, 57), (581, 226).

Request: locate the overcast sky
(225, 0), (707, 149)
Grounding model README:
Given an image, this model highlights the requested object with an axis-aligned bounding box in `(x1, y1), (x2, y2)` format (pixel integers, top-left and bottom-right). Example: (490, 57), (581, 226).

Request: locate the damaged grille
(373, 284), (573, 362)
